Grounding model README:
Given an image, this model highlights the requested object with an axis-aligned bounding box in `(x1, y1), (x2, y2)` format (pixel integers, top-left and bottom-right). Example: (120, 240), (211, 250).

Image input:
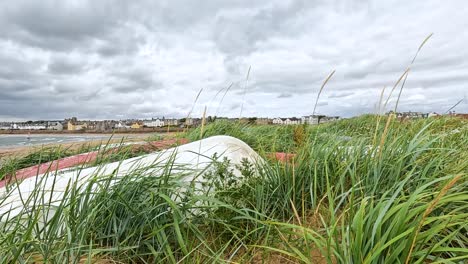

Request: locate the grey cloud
(213, 1), (306, 56)
(277, 93), (293, 98)
(74, 90), (101, 102)
(0, 0), (467, 120)
(53, 84), (78, 94)
(48, 57), (86, 75)
(0, 1), (126, 51)
(108, 68), (162, 94)
(328, 92), (354, 98)
(228, 103), (241, 111)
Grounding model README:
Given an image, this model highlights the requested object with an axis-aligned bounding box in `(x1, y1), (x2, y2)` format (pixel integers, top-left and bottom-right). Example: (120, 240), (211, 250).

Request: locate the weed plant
(0, 116), (466, 263)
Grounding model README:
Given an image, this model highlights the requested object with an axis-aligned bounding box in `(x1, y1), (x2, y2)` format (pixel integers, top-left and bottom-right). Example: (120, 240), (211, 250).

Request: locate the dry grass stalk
(290, 199), (302, 227)
(183, 88), (203, 134)
(200, 105), (207, 139)
(372, 86), (387, 146)
(312, 70), (335, 116)
(394, 33), (433, 112)
(215, 82), (233, 117)
(239, 66), (251, 118)
(377, 112), (395, 159)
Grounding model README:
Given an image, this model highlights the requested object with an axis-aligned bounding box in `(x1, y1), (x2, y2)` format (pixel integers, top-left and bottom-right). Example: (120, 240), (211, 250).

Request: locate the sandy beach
(0, 133), (155, 162)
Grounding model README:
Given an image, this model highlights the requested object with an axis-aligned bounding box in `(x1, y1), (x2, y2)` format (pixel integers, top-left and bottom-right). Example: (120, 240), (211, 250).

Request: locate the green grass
(0, 144), (92, 181)
(0, 115), (467, 263)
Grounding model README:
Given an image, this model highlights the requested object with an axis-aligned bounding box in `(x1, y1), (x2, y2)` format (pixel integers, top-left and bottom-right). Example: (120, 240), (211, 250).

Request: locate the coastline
(0, 133), (155, 161)
(0, 127), (184, 135)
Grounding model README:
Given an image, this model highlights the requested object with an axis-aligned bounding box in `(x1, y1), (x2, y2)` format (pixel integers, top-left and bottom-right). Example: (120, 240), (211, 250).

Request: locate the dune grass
(0, 115), (467, 263)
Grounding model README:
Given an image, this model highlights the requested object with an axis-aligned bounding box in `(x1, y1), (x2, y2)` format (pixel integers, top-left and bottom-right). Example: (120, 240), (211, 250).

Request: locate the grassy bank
(0, 115), (467, 263)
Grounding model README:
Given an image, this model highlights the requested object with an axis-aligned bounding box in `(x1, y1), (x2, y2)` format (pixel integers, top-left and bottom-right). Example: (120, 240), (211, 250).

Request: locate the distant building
(286, 118), (301, 125)
(165, 118), (180, 127)
(47, 121), (63, 131)
(12, 123), (47, 130)
(184, 118), (201, 127)
(144, 118), (164, 128)
(272, 117), (301, 125)
(319, 116), (340, 123)
(115, 122), (130, 129)
(131, 122), (143, 129)
(397, 111), (428, 119)
(0, 121), (62, 130)
(272, 118), (282, 125)
(301, 115), (322, 125)
(67, 117), (88, 131)
(0, 122), (12, 130)
(95, 121), (115, 131)
(92, 120), (117, 132)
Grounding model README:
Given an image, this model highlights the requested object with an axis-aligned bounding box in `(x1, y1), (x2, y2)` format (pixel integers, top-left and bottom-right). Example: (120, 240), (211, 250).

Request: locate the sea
(0, 134), (116, 149)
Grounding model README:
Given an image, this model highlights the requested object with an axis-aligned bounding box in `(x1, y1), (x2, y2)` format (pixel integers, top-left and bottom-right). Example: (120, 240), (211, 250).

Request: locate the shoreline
(0, 134), (155, 160)
(0, 127), (184, 135)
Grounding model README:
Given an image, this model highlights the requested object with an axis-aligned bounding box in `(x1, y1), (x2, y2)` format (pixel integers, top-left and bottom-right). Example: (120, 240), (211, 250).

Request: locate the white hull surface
(0, 136), (262, 221)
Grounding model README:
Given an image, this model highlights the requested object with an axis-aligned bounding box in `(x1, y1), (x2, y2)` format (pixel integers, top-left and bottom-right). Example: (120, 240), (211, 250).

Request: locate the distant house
(165, 118), (180, 127)
(272, 117), (301, 125)
(0, 122), (11, 130)
(428, 112), (440, 118)
(272, 118), (283, 125)
(87, 121), (97, 131)
(115, 122), (130, 129)
(66, 117), (88, 131)
(285, 118), (301, 125)
(301, 115), (322, 125)
(397, 111), (428, 119)
(1, 121), (61, 130)
(319, 116), (340, 124)
(47, 121), (63, 131)
(301, 115), (339, 125)
(12, 122), (47, 130)
(68, 121), (88, 131)
(131, 122), (143, 129)
(144, 118), (164, 128)
(95, 121), (115, 131)
(184, 118), (201, 127)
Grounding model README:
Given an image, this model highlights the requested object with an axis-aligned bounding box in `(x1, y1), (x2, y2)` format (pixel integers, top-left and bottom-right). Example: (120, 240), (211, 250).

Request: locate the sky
(0, 0), (467, 121)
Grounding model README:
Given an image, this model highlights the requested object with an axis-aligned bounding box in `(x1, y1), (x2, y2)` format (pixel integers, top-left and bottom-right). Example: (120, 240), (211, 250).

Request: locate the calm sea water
(0, 134), (115, 149)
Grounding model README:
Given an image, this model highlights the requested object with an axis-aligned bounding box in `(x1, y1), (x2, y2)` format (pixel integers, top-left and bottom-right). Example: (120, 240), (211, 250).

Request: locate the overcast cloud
(0, 0), (467, 121)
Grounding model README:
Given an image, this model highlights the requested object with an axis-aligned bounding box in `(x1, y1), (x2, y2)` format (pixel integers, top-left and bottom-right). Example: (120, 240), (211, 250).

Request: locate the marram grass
(0, 115), (467, 263)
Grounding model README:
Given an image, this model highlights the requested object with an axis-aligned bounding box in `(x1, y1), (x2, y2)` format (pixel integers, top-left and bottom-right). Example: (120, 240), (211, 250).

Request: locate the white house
(319, 116), (340, 123)
(0, 123), (11, 130)
(115, 122), (131, 129)
(165, 118), (180, 126)
(272, 118), (283, 125)
(272, 117), (301, 125)
(47, 122), (63, 131)
(284, 118), (301, 125)
(301, 115), (321, 125)
(144, 118), (165, 128)
(12, 123), (47, 130)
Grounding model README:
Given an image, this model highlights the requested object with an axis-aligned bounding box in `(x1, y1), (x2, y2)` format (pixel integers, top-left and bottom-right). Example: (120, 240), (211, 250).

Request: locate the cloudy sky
(0, 0), (467, 121)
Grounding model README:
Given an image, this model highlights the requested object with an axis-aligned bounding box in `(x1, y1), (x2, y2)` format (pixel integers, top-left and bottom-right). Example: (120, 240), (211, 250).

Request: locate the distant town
(0, 111), (466, 133)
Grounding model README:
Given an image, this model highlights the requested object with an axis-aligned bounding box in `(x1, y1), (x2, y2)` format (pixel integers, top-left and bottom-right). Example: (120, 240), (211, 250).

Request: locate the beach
(0, 133), (154, 162)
